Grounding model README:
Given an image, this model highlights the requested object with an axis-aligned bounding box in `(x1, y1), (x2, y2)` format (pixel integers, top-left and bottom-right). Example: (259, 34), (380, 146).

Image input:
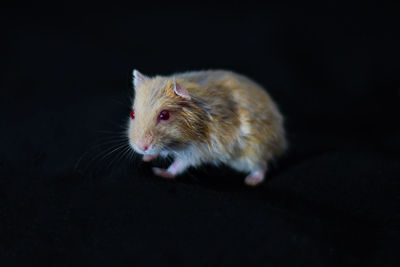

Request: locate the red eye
(130, 109), (135, 119)
(158, 110), (170, 121)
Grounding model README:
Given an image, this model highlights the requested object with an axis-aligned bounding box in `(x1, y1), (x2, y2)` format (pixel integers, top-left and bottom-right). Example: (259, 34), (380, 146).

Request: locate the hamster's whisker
(95, 143), (129, 163)
(77, 141), (128, 171)
(93, 138), (128, 146)
(118, 145), (131, 162)
(125, 147), (138, 164)
(96, 130), (129, 136)
(106, 144), (131, 170)
(93, 131), (128, 141)
(103, 119), (129, 130)
(78, 140), (128, 160)
(127, 90), (134, 106)
(111, 97), (131, 108)
(128, 149), (136, 162)
(120, 146), (135, 168)
(74, 121), (133, 173)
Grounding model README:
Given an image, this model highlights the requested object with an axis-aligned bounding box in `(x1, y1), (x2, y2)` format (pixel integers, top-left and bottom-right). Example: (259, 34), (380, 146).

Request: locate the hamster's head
(128, 70), (209, 156)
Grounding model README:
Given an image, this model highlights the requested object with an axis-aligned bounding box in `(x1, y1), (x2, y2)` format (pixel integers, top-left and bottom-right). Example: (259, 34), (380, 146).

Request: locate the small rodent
(128, 69), (287, 186)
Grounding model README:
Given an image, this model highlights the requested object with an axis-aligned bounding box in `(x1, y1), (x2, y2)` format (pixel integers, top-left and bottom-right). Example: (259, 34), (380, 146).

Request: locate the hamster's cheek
(127, 126), (138, 148)
(164, 123), (182, 136)
(127, 121), (133, 135)
(127, 134), (136, 150)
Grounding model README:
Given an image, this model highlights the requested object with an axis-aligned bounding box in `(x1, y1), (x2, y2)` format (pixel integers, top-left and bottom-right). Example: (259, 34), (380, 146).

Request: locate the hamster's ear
(173, 80), (191, 100)
(133, 69), (149, 88)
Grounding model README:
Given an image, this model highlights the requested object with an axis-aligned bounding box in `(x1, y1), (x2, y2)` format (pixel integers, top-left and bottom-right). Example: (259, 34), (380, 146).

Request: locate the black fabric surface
(2, 3), (400, 266)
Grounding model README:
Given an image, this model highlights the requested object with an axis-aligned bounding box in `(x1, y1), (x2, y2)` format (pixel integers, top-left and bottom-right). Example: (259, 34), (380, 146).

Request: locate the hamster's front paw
(143, 154), (158, 162)
(151, 159), (188, 180)
(152, 167), (176, 179)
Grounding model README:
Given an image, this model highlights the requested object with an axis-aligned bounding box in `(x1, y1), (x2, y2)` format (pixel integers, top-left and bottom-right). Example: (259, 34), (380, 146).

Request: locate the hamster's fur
(128, 70), (287, 186)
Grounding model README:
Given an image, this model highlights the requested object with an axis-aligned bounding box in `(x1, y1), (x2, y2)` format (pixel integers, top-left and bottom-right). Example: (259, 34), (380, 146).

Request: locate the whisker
(111, 97), (131, 108)
(96, 143), (128, 163)
(105, 144), (131, 170)
(95, 130), (129, 136)
(104, 118), (129, 127)
(75, 140), (129, 172)
(73, 111), (138, 176)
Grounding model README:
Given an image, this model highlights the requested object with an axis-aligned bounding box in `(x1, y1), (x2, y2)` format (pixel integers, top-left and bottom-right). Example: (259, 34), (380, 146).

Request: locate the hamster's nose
(136, 134), (153, 153)
(137, 141), (150, 152)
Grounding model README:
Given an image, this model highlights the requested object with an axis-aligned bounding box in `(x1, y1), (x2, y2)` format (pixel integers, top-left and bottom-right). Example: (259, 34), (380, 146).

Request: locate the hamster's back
(174, 70), (278, 117)
(174, 70), (287, 163)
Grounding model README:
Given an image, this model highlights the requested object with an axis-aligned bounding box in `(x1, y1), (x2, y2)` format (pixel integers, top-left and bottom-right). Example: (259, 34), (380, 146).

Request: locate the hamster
(127, 69), (287, 186)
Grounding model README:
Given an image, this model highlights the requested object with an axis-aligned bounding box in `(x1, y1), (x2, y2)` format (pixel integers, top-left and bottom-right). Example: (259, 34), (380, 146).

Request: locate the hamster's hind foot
(244, 165), (267, 186)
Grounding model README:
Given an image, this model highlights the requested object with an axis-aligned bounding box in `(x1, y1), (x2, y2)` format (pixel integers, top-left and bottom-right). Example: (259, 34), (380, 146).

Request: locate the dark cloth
(1, 3), (399, 266)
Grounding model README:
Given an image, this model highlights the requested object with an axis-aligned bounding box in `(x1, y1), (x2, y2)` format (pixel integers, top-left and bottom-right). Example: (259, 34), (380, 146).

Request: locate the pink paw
(143, 154), (158, 162)
(244, 172), (265, 186)
(152, 167), (176, 179)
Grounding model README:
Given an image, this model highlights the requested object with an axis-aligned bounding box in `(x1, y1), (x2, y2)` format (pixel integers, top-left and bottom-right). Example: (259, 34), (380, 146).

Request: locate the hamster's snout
(132, 134), (155, 154)
(137, 142), (149, 152)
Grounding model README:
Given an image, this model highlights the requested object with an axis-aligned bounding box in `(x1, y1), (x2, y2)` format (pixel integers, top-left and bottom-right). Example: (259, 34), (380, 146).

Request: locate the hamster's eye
(130, 109), (135, 119)
(158, 110), (170, 121)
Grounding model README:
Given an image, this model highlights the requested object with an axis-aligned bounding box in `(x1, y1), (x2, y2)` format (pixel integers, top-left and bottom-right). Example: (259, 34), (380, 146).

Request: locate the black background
(1, 1), (400, 266)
